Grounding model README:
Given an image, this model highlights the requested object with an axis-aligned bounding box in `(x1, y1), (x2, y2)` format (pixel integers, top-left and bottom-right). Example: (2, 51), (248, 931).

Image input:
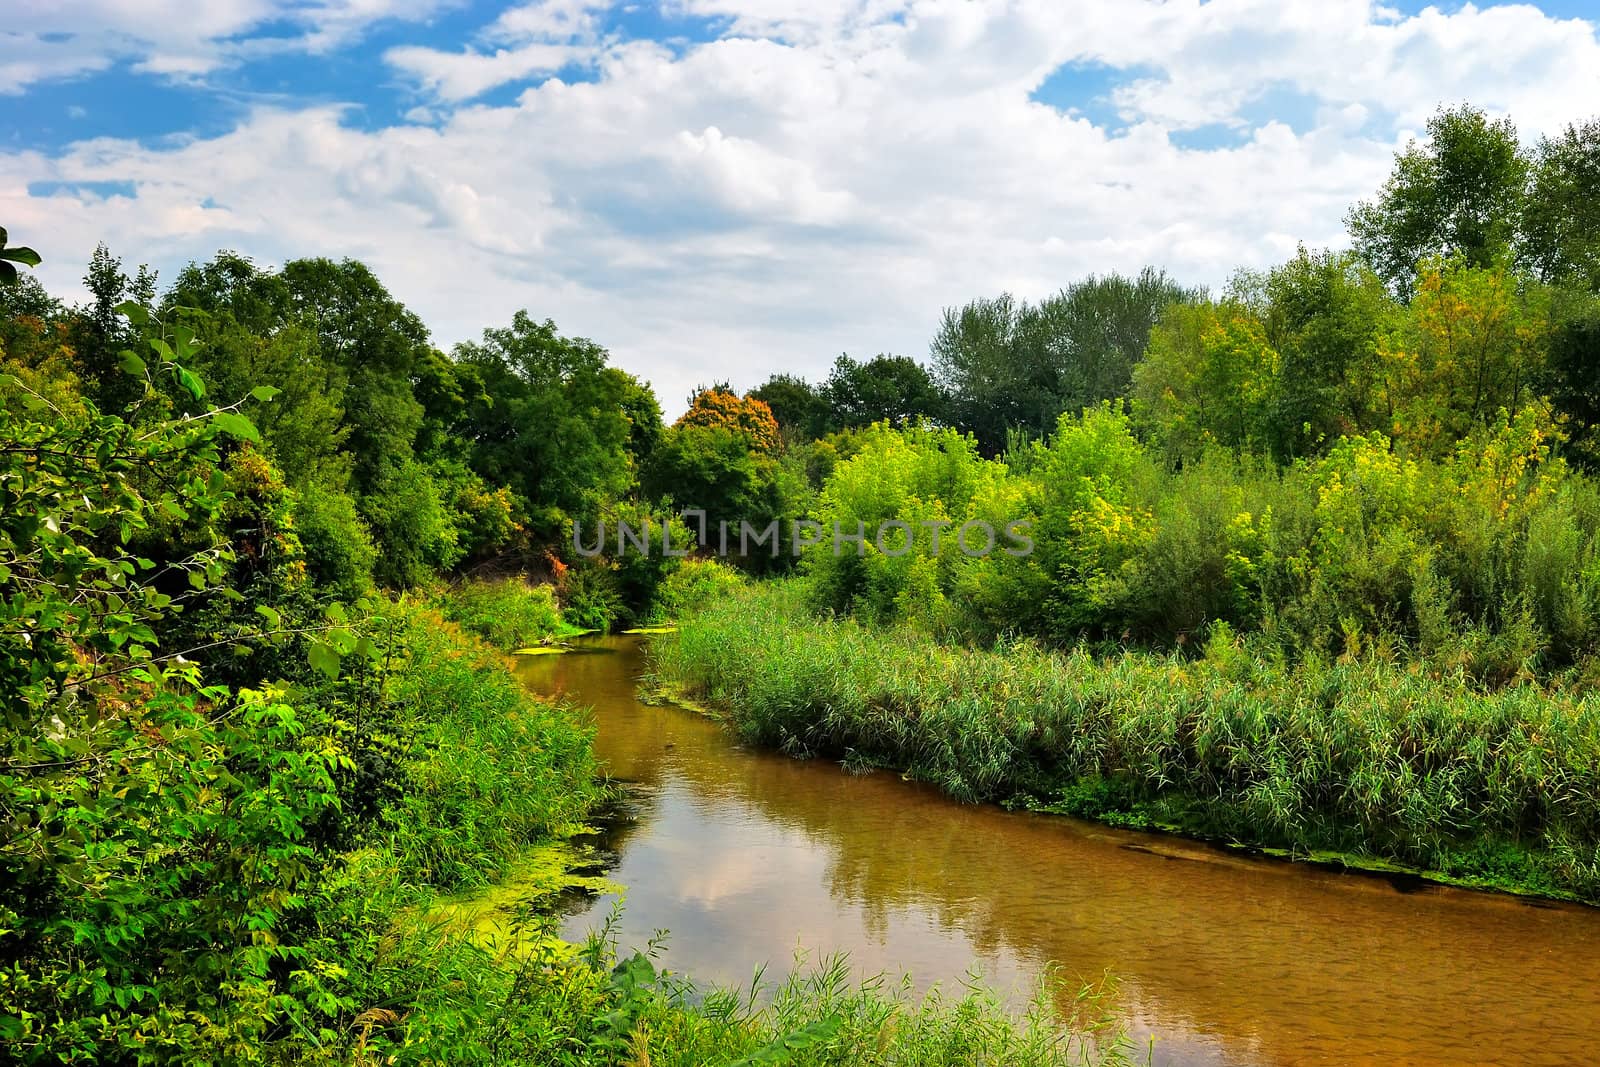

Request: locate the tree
(1042, 269), (1197, 415)
(821, 353), (942, 430)
(749, 373), (829, 441)
(280, 258), (429, 494)
(1, 314), (342, 1059)
(1132, 300), (1281, 459)
(163, 253), (352, 489)
(1347, 104), (1528, 297)
(615, 369), (665, 475)
(1541, 303), (1600, 468)
(1261, 248), (1397, 457)
(1522, 119), (1600, 291)
(454, 310), (635, 541)
(68, 243), (149, 412)
(676, 386), (780, 453)
(932, 270), (1193, 452)
(1362, 257), (1549, 454)
(930, 292), (1031, 452)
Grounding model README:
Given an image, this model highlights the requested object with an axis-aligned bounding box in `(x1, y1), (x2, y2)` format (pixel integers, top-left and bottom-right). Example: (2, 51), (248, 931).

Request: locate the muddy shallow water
(516, 635), (1600, 1067)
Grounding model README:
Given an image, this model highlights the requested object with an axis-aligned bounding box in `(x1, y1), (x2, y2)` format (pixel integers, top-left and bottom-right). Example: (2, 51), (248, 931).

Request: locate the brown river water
(516, 635), (1600, 1067)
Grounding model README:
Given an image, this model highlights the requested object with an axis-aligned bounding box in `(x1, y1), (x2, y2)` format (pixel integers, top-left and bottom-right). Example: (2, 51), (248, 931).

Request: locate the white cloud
(8, 0), (1600, 416)
(1, 0), (457, 93)
(385, 0), (610, 102)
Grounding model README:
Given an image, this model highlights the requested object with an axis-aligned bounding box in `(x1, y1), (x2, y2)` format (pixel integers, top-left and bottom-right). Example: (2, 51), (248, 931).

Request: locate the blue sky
(5, 1), (1598, 411)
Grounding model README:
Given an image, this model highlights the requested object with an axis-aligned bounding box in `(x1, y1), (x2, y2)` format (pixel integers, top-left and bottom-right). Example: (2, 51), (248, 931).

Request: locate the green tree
(821, 353), (943, 430)
(1132, 299), (1281, 459)
(1522, 119), (1600, 291)
(932, 270), (1193, 452)
(930, 292), (1033, 452)
(1542, 303), (1600, 468)
(1261, 248), (1397, 457)
(455, 310), (635, 542)
(68, 243), (154, 413)
(1347, 104), (1528, 297)
(0, 317), (342, 1060)
(749, 372), (829, 441)
(280, 258), (429, 494)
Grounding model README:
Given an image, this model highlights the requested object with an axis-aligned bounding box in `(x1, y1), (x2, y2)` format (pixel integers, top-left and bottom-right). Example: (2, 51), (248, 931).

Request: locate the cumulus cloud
(385, 0), (611, 102)
(1, 0), (456, 93)
(7, 0), (1600, 413)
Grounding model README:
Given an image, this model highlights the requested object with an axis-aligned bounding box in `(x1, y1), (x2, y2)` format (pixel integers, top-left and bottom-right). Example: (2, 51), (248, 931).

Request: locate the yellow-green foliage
(794, 401), (1600, 669)
(649, 557), (746, 622)
(436, 577), (578, 650)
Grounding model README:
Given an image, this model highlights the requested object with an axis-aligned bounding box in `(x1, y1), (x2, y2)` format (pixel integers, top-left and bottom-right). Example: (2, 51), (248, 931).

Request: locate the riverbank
(405, 580), (1143, 1066)
(648, 582), (1600, 904)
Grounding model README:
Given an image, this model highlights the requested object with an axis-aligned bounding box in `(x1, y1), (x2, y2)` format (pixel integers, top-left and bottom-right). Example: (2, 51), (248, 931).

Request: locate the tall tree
(1347, 104), (1528, 297)
(1261, 248), (1396, 458)
(821, 353), (942, 430)
(454, 310), (635, 540)
(749, 373), (829, 441)
(1522, 119), (1600, 291)
(932, 269), (1193, 452)
(280, 258), (429, 493)
(68, 243), (151, 412)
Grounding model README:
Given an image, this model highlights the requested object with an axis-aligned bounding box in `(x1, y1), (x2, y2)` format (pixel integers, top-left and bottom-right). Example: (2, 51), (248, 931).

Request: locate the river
(515, 634), (1600, 1067)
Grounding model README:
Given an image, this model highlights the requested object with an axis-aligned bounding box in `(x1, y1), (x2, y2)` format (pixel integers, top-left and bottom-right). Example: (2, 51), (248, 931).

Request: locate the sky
(4, 1), (1599, 414)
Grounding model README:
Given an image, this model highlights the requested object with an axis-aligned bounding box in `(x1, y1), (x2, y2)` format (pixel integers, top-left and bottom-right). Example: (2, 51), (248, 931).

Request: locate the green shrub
(294, 480), (377, 600)
(438, 578), (574, 649)
(559, 560), (626, 632)
(649, 557), (746, 622)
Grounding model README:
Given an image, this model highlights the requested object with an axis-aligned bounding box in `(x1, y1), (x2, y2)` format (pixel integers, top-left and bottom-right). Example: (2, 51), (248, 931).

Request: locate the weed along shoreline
(647, 666), (1584, 904)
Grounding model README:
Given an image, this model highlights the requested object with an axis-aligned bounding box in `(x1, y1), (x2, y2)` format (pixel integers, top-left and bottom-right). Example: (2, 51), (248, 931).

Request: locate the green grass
(379, 601), (604, 889)
(650, 582), (1600, 902)
(333, 907), (1142, 1067)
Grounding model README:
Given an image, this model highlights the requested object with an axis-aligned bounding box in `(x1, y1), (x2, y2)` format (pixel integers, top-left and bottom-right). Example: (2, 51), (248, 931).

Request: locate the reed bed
(651, 583), (1600, 901)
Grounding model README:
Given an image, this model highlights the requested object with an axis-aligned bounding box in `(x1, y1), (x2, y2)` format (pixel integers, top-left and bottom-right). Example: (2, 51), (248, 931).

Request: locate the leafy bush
(293, 479), (377, 600)
(558, 560), (627, 633)
(650, 558), (746, 622)
(438, 578), (574, 649)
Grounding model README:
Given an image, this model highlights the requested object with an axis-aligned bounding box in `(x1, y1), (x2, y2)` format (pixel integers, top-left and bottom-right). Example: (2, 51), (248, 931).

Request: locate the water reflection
(520, 636), (1600, 1067)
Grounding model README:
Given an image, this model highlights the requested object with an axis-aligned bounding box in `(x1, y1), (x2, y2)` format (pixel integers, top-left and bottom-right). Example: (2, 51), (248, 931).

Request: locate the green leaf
(727, 1016), (843, 1066)
(114, 300), (149, 326)
(175, 366), (206, 401)
(211, 411), (261, 443)
(119, 350), (147, 377)
(255, 605), (282, 631)
(1, 245), (41, 268)
(249, 385), (281, 402)
(307, 642), (342, 680)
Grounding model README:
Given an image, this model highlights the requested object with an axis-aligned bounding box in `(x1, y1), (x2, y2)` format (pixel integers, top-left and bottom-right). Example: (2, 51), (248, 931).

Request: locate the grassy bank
(650, 583), (1600, 902)
(338, 582), (1141, 1066)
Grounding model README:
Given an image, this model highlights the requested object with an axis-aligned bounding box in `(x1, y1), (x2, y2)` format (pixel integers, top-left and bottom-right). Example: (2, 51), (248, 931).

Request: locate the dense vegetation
(4, 100), (1600, 1059)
